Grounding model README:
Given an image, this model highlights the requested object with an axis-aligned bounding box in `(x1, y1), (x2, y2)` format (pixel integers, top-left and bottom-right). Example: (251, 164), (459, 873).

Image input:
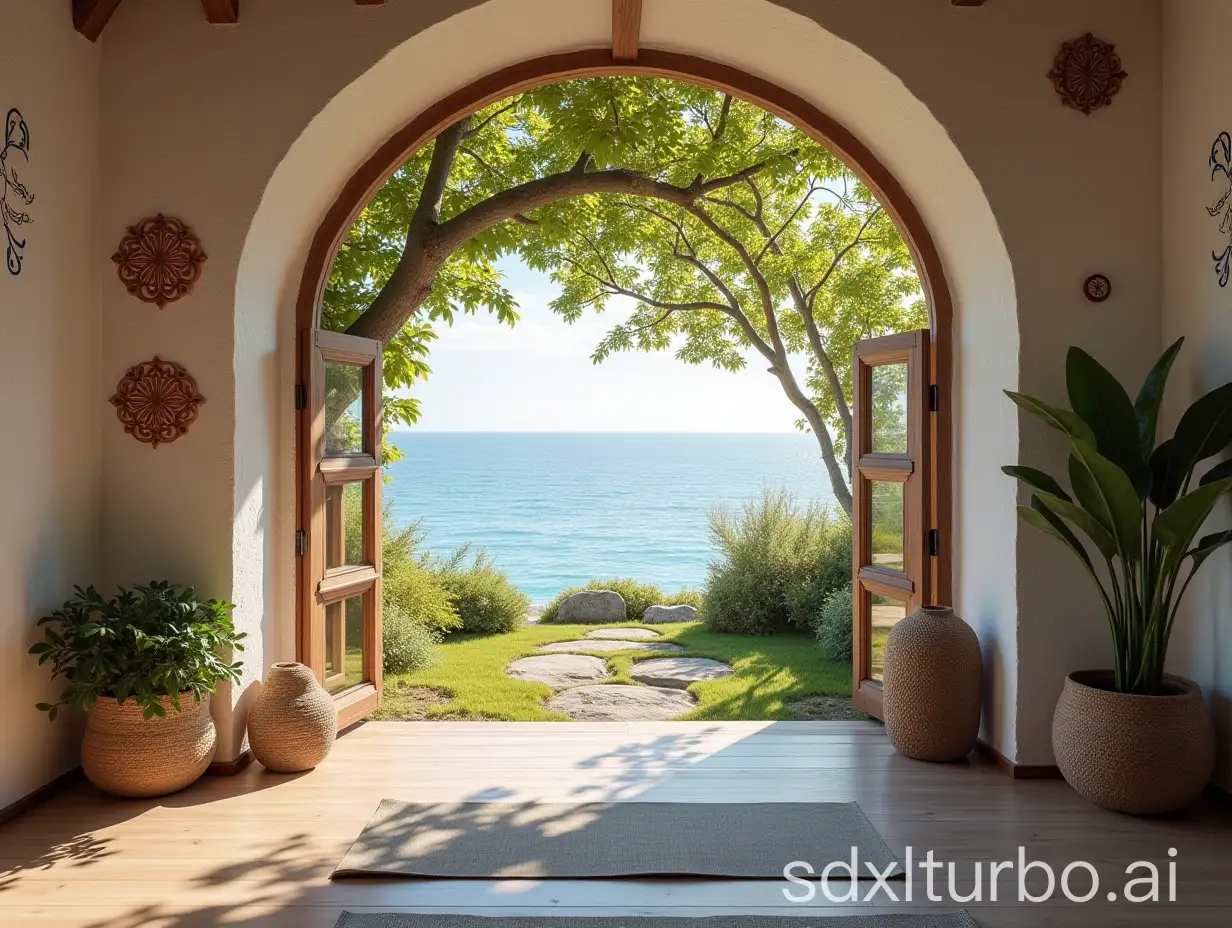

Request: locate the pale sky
(395, 256), (805, 433)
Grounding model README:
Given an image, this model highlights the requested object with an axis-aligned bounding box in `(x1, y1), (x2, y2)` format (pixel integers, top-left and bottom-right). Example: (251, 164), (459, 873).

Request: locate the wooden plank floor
(1, 721), (1230, 926)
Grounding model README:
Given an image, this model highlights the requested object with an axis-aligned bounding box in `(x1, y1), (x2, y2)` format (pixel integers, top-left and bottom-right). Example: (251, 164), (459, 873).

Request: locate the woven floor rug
(334, 914), (979, 928)
(333, 801), (902, 880)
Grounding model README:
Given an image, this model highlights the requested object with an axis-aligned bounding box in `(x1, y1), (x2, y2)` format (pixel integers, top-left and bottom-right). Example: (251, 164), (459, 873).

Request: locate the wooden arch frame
(294, 47), (954, 654)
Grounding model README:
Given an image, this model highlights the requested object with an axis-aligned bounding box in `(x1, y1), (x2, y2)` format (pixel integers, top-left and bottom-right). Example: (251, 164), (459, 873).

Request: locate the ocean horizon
(384, 431), (836, 604)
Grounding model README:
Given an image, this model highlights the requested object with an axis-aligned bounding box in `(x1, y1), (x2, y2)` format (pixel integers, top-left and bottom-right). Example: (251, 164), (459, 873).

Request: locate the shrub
(704, 489), (850, 635)
(382, 601), (442, 674)
(381, 517), (462, 635)
(784, 517), (852, 628)
(812, 582), (854, 662)
(434, 547), (529, 635)
(541, 578), (700, 623)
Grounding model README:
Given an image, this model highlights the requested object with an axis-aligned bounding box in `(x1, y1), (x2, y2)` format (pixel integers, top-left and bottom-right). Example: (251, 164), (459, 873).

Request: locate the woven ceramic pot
(82, 693), (215, 798)
(248, 662), (337, 773)
(883, 605), (982, 762)
(1053, 671), (1214, 815)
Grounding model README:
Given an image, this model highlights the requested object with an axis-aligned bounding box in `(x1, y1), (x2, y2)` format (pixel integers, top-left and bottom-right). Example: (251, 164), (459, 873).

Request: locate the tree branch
(713, 94), (733, 141)
(461, 101), (517, 139)
(679, 197), (853, 513)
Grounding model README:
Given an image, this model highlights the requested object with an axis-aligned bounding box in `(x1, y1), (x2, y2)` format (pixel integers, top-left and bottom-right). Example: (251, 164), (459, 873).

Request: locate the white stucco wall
(94, 0), (1164, 766)
(0, 2), (101, 810)
(1162, 0), (1232, 791)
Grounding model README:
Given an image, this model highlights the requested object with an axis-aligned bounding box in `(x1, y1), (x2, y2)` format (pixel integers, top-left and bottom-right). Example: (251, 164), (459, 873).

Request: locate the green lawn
(376, 622), (852, 721)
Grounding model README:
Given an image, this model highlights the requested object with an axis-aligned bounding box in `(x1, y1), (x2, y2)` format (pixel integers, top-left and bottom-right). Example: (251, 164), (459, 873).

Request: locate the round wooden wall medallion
(1083, 274), (1111, 303)
(110, 357), (205, 447)
(1048, 33), (1127, 115)
(111, 214), (207, 307)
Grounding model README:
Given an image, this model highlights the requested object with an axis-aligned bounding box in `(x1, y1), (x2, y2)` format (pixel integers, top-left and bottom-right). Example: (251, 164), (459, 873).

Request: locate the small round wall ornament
(1047, 33), (1127, 115)
(1083, 273), (1112, 303)
(111, 214), (206, 307)
(110, 357), (205, 447)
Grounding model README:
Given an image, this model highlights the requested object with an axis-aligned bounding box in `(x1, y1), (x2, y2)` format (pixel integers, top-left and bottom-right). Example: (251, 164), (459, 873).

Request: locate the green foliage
(540, 579), (700, 624)
(29, 582), (245, 721)
(434, 547), (530, 634)
(812, 582), (854, 663)
(704, 489), (851, 635)
(382, 601), (442, 675)
(1004, 337), (1232, 694)
(324, 77), (926, 494)
(381, 516), (462, 636)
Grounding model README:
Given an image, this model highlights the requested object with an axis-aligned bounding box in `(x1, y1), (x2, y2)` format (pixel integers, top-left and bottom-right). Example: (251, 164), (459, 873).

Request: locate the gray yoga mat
(333, 801), (903, 880)
(335, 915), (979, 928)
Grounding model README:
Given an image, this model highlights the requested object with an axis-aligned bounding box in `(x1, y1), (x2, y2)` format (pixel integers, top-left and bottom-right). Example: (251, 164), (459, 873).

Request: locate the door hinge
(295, 529), (308, 558)
(928, 384), (939, 412)
(294, 384), (307, 411)
(926, 528), (940, 557)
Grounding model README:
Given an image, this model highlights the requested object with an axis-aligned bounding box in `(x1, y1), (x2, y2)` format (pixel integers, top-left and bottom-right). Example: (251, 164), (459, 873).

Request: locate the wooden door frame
(299, 328), (384, 727)
(292, 47), (953, 687)
(851, 331), (931, 717)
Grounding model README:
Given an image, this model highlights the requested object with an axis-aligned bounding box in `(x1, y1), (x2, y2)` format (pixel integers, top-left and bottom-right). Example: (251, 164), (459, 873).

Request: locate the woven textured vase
(1053, 671), (1214, 815)
(248, 662), (337, 773)
(82, 693), (215, 798)
(883, 605), (982, 762)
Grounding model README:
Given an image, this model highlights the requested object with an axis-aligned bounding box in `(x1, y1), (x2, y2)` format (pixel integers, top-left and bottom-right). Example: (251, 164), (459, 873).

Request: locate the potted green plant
(1004, 338), (1231, 814)
(30, 581), (245, 798)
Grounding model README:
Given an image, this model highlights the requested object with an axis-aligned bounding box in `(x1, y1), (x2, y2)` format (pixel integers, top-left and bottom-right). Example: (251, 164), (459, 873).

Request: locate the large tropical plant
(1003, 338), (1232, 695)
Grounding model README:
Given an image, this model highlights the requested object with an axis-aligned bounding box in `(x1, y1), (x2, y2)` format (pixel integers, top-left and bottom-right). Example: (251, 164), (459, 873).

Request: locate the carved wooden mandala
(111, 214), (207, 307)
(1048, 33), (1127, 115)
(110, 357), (205, 447)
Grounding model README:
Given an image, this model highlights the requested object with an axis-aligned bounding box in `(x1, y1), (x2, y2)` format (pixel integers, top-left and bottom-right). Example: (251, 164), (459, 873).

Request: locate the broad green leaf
(1155, 477), (1232, 578)
(1004, 391), (1096, 446)
(1188, 529), (1232, 569)
(1020, 499), (1095, 573)
(1134, 337), (1184, 458)
(1069, 442), (1142, 554)
(1156, 477), (1232, 545)
(1067, 347), (1148, 492)
(1169, 382), (1232, 489)
(1199, 457), (1232, 487)
(1149, 439), (1180, 509)
(1035, 491), (1118, 560)
(1002, 465), (1071, 501)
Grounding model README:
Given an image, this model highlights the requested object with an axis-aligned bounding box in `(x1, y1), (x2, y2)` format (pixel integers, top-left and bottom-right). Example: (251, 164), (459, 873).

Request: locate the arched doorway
(293, 50), (954, 724)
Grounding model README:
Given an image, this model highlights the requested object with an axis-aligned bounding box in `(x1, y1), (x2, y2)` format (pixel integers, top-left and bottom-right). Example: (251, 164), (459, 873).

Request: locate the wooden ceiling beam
(951, 1), (986, 5)
(200, 0), (239, 24)
(355, 1), (388, 5)
(72, 0), (125, 42)
(612, 0), (642, 62)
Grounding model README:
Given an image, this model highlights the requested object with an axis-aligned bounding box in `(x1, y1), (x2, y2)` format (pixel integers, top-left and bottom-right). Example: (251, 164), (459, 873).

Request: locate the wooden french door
(300, 328), (384, 728)
(851, 330), (932, 719)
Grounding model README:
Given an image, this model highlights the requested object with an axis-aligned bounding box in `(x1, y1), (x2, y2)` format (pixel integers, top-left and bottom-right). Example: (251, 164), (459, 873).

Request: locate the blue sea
(384, 432), (835, 604)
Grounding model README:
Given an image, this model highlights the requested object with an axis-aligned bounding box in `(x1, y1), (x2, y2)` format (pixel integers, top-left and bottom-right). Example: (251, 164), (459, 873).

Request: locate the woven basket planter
(1053, 671), (1214, 815)
(247, 662), (337, 773)
(883, 605), (982, 762)
(82, 693), (215, 798)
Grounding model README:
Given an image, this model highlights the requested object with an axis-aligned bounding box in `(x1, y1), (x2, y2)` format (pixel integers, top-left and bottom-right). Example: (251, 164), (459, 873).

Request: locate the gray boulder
(643, 603), (698, 624)
(556, 589), (627, 623)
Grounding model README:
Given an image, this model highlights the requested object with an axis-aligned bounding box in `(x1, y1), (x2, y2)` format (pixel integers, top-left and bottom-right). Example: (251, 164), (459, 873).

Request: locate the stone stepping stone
(629, 657), (734, 690)
(546, 684), (696, 721)
(538, 639), (685, 654)
(585, 627), (660, 640)
(506, 655), (610, 689)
